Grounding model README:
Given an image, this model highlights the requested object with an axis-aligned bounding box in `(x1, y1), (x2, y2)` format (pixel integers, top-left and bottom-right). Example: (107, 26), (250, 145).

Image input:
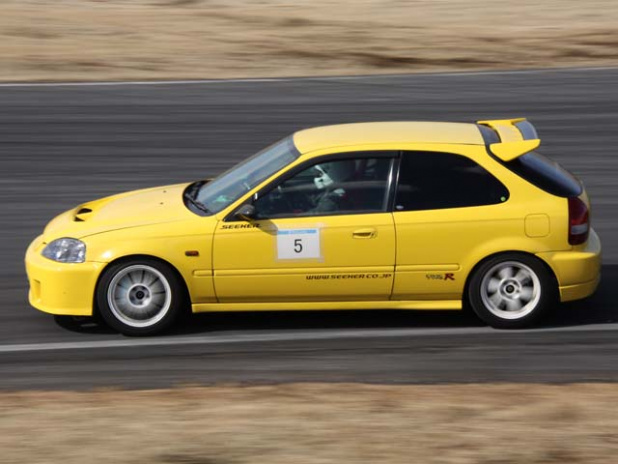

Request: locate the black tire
(96, 258), (187, 336)
(467, 253), (557, 329)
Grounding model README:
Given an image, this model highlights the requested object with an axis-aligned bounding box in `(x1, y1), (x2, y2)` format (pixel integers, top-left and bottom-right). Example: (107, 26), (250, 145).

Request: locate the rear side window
(395, 151), (509, 211)
(504, 151), (582, 197)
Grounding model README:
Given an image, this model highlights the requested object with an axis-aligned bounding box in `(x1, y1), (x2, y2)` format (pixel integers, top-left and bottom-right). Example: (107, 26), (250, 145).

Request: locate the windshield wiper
(185, 195), (209, 214)
(184, 182), (209, 213)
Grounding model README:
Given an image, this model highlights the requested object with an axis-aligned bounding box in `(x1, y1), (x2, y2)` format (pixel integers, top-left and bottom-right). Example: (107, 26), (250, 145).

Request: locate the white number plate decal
(277, 228), (321, 260)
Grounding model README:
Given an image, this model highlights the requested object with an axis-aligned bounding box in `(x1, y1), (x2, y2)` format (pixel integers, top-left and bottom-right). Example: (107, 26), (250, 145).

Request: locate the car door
(392, 150), (515, 300)
(213, 152), (397, 303)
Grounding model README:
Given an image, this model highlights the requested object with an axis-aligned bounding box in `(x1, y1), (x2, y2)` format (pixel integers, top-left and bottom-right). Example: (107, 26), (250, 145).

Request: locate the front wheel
(467, 253), (557, 329)
(96, 259), (186, 336)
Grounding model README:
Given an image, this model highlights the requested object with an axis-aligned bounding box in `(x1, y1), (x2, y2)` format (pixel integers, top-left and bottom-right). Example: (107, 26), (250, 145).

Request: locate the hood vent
(74, 207), (93, 222)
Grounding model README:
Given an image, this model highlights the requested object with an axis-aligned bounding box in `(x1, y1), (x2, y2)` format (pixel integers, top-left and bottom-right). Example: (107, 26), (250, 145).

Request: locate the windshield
(194, 137), (300, 213)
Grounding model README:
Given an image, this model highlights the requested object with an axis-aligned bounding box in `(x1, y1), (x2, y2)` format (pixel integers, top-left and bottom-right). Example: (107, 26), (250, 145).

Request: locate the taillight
(568, 197), (589, 245)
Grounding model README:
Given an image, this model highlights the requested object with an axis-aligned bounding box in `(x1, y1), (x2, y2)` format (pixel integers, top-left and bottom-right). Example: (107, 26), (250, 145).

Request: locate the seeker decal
(220, 223), (261, 230)
(307, 273), (392, 280)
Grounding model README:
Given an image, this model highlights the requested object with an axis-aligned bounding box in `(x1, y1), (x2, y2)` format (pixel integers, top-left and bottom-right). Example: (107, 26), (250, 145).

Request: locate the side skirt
(192, 300), (462, 313)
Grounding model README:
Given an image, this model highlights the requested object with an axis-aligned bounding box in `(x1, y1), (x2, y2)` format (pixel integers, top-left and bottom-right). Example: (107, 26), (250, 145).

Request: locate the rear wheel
(467, 253), (557, 329)
(96, 259), (186, 336)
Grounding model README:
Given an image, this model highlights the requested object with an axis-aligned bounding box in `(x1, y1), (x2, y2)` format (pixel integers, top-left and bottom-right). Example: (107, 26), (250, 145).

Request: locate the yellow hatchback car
(25, 118), (601, 335)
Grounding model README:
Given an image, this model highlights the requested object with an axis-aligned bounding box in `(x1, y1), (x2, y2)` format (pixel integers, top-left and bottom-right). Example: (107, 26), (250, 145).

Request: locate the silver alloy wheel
(480, 261), (541, 320)
(106, 264), (172, 328)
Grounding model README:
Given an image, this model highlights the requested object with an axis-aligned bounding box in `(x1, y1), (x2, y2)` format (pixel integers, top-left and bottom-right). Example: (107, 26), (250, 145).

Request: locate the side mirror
(234, 204), (256, 221)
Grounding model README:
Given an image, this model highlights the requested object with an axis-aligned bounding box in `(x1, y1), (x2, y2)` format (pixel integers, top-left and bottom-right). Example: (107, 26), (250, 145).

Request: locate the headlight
(42, 238), (86, 263)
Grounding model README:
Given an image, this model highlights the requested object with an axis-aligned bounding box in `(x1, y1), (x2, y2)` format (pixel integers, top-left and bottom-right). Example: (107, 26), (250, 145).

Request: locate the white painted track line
(1, 323), (617, 354)
(0, 328), (496, 353)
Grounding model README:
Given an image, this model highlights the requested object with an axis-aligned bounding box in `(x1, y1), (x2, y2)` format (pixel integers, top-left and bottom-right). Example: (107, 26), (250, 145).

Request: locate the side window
(254, 156), (393, 219)
(395, 151), (509, 211)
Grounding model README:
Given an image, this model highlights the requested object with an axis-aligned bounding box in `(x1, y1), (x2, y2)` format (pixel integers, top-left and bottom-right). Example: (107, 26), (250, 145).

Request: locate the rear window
(477, 123), (582, 198)
(505, 151), (582, 197)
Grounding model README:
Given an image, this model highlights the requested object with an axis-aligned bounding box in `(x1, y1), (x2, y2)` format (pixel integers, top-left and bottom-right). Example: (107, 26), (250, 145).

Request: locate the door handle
(352, 228), (377, 239)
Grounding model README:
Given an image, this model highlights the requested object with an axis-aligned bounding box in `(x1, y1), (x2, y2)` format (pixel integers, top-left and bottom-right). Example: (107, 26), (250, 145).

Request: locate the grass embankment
(1, 0), (618, 82)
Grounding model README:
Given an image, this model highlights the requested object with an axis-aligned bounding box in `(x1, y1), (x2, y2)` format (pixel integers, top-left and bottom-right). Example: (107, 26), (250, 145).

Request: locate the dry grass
(1, 0), (618, 82)
(1, 383), (618, 463)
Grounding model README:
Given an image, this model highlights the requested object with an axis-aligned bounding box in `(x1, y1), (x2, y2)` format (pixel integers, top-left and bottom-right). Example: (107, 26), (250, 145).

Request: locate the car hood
(43, 183), (198, 241)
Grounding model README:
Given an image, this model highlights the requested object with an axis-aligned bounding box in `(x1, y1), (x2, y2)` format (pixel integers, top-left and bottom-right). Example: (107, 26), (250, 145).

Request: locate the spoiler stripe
(477, 118), (540, 161)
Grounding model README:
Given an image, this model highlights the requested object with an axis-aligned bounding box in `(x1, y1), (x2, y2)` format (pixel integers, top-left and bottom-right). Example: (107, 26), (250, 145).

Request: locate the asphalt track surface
(0, 68), (617, 390)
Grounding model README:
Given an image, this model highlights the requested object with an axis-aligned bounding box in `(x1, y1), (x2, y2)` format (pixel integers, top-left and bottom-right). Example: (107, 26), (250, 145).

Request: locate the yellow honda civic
(25, 118), (601, 335)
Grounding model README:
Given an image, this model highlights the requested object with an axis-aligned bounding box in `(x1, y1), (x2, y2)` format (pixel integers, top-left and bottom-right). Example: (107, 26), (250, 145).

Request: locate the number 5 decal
(277, 228), (320, 260)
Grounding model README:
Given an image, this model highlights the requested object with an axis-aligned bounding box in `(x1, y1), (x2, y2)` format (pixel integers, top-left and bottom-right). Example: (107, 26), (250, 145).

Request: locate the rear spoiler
(477, 118), (540, 162)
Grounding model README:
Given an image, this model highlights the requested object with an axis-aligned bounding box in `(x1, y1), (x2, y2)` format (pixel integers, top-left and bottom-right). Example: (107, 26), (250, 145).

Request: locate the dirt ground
(1, 383), (617, 463)
(1, 0), (618, 82)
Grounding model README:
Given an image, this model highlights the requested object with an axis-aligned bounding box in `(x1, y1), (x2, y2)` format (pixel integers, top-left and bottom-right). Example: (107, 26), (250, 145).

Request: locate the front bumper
(25, 235), (105, 316)
(537, 228), (602, 302)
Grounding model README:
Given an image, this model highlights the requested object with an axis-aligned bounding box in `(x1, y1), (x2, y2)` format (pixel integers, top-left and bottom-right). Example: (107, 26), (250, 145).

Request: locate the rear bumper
(536, 228), (601, 302)
(25, 235), (104, 316)
(559, 276), (601, 302)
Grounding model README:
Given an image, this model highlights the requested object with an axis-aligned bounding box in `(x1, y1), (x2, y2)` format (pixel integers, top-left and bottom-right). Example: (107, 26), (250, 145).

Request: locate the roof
(292, 122), (485, 154)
